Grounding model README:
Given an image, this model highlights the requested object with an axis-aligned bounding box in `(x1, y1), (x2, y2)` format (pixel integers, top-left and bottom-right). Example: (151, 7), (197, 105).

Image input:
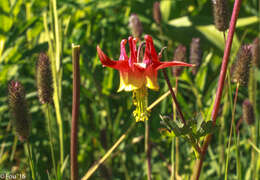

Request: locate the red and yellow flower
(97, 35), (193, 121)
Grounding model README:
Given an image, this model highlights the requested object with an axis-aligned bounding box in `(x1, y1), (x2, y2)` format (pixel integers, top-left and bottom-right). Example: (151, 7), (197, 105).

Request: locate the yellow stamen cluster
(132, 86), (149, 122)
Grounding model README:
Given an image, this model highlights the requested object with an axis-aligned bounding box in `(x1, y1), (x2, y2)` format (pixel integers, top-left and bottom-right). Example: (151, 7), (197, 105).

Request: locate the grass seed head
(172, 44), (187, 77)
(252, 37), (259, 68)
(231, 45), (252, 86)
(8, 81), (30, 141)
(242, 99), (255, 125)
(212, 0), (230, 31)
(36, 52), (53, 104)
(190, 38), (202, 75)
(153, 1), (161, 25)
(129, 14), (143, 39)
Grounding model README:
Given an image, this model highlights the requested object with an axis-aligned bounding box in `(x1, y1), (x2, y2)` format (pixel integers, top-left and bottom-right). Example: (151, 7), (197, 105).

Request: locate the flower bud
(212, 0), (230, 31)
(153, 1), (161, 25)
(190, 38), (202, 75)
(231, 45), (252, 86)
(129, 14), (143, 39)
(252, 37), (259, 68)
(242, 99), (255, 125)
(8, 81), (30, 141)
(172, 45), (187, 76)
(36, 52), (53, 104)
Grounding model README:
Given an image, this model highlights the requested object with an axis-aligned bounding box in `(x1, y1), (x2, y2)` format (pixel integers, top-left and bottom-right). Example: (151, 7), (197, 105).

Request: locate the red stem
(162, 69), (186, 125)
(71, 44), (80, 180)
(192, 0), (243, 179)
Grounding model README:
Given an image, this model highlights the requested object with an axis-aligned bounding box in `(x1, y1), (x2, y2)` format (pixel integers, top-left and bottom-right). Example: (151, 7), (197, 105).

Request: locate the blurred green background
(0, 0), (259, 179)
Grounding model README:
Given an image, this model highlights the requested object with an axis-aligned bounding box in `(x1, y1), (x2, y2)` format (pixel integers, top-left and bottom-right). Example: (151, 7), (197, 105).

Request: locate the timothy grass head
(8, 81), (30, 141)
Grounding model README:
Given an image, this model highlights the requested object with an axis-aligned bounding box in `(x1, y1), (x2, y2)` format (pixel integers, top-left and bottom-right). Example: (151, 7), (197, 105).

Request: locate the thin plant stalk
(218, 85), (229, 176)
(171, 77), (179, 180)
(171, 137), (175, 180)
(52, 0), (63, 166)
(147, 90), (171, 110)
(71, 44), (80, 180)
(43, 12), (64, 168)
(46, 104), (57, 179)
(10, 136), (18, 161)
(192, 0), (243, 179)
(162, 70), (186, 126)
(162, 69), (202, 154)
(25, 142), (36, 180)
(52, 0), (61, 73)
(224, 82), (240, 180)
(170, 77), (178, 180)
(249, 65), (257, 179)
(145, 118), (152, 180)
(81, 122), (136, 180)
(175, 78), (180, 179)
(223, 32), (226, 45)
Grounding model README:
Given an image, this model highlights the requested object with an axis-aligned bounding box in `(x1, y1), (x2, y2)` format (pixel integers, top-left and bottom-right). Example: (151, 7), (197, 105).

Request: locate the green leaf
(20, 42), (48, 60)
(195, 51), (212, 92)
(196, 121), (217, 138)
(0, 64), (18, 82)
(236, 16), (259, 28)
(168, 16), (192, 27)
(102, 68), (114, 95)
(195, 25), (240, 52)
(160, 0), (171, 22)
(97, 0), (121, 9)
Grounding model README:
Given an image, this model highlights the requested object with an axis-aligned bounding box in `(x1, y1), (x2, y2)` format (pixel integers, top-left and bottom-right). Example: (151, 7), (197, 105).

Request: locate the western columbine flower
(97, 35), (193, 121)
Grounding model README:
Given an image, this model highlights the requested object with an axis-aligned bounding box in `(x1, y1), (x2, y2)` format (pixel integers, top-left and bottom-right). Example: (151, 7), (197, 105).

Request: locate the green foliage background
(0, 0), (259, 179)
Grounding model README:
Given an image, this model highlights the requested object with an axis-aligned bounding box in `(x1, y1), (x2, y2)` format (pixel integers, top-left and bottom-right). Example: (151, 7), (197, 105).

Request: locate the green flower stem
(43, 12), (64, 168)
(52, 0), (61, 73)
(171, 77), (178, 180)
(46, 104), (57, 179)
(218, 87), (229, 176)
(52, 0), (64, 166)
(249, 66), (257, 179)
(170, 137), (175, 180)
(147, 90), (171, 111)
(145, 118), (151, 180)
(10, 136), (18, 161)
(225, 82), (240, 180)
(25, 142), (36, 180)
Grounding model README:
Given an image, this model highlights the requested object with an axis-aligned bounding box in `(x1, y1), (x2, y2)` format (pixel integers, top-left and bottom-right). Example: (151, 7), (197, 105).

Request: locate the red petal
(128, 36), (137, 68)
(156, 61), (194, 70)
(119, 39), (128, 60)
(97, 46), (129, 70)
(145, 35), (159, 63)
